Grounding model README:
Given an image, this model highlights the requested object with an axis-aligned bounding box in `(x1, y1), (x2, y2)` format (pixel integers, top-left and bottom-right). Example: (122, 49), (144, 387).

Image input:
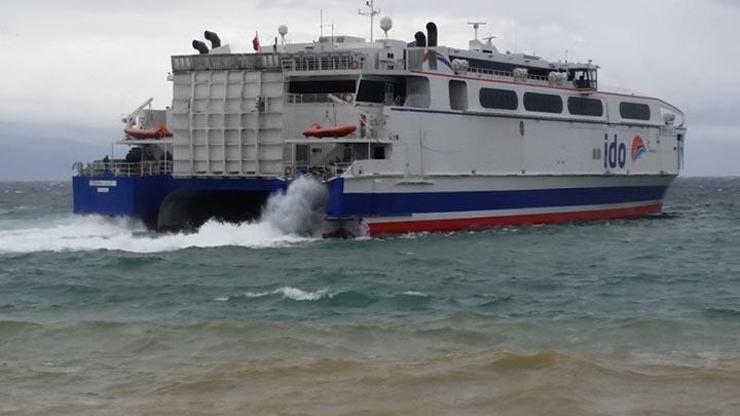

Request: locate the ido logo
(603, 134), (627, 169)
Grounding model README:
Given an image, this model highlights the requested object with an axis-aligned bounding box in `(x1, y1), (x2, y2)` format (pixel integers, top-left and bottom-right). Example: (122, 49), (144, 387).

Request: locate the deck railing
(171, 53), (282, 73)
(75, 160), (173, 177)
(292, 163), (353, 179)
(465, 66), (550, 83)
(281, 53), (365, 72)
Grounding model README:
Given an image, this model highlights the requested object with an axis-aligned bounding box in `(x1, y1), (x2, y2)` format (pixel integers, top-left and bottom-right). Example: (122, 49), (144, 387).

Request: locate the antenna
(467, 21), (487, 41)
(320, 11), (335, 48)
(359, 0), (381, 42)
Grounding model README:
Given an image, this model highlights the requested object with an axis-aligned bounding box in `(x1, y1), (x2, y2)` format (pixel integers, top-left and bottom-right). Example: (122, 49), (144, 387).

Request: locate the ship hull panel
(73, 175), (287, 229)
(364, 201), (663, 234)
(327, 175), (674, 234)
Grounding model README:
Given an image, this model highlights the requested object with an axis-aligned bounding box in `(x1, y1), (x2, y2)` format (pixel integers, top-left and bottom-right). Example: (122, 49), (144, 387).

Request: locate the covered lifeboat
(124, 124), (173, 140)
(302, 123), (357, 139)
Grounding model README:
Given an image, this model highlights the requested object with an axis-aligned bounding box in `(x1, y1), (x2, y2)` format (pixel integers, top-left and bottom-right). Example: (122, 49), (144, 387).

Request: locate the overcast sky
(1, 0), (738, 175)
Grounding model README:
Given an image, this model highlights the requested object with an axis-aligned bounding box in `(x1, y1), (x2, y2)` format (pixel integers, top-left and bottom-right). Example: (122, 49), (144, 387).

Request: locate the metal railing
(287, 93), (354, 104)
(75, 160), (173, 177)
(281, 53), (365, 72)
(171, 53), (282, 73)
(292, 163), (353, 179)
(466, 66), (550, 82)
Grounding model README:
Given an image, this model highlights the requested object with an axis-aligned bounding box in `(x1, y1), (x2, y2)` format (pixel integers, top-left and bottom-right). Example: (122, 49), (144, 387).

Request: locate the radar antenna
(359, 0), (381, 42)
(467, 21), (487, 41)
(320, 9), (335, 49)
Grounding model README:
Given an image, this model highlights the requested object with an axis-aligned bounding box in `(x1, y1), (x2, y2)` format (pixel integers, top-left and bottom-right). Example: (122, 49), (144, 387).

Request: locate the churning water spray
(260, 175), (329, 235)
(0, 176), (330, 253)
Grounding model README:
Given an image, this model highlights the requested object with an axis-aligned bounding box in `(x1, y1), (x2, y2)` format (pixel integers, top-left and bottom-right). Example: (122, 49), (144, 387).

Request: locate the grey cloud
(0, 0), (737, 176)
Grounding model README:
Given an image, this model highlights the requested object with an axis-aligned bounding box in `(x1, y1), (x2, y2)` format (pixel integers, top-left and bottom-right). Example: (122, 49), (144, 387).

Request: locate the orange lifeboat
(124, 124), (173, 140)
(302, 123), (357, 139)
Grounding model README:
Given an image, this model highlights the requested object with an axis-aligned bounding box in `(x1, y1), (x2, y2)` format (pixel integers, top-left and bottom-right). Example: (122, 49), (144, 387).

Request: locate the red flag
(252, 32), (261, 52)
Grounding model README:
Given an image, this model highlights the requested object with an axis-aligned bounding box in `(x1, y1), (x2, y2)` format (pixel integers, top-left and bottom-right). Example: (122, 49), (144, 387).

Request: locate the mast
(358, 0), (380, 42)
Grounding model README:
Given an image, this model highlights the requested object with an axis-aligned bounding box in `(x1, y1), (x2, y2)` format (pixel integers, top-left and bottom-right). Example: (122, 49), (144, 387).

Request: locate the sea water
(0, 178), (739, 415)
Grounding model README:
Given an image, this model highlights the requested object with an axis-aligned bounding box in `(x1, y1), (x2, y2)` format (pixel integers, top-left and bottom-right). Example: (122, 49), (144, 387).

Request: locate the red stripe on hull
(366, 202), (664, 235)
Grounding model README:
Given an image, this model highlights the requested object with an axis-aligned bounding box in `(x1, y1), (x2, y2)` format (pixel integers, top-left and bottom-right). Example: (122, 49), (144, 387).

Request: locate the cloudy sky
(1, 0), (738, 176)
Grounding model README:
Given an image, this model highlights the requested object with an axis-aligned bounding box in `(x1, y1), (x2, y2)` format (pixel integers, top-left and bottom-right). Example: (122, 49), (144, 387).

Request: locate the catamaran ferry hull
(327, 174), (674, 234)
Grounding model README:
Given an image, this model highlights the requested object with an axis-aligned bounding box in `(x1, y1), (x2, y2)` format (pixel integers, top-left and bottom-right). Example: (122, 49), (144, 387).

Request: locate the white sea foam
(0, 176), (328, 254)
(244, 286), (331, 301)
(401, 291), (428, 297)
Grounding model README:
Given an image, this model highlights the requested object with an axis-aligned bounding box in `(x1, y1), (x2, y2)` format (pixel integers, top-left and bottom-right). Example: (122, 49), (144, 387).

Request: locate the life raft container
(124, 124), (173, 139)
(302, 123), (357, 138)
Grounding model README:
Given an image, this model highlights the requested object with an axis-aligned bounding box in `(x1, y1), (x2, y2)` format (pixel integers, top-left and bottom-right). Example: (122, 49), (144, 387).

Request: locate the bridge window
(356, 80), (385, 103)
(479, 88), (518, 110)
(356, 79), (407, 105)
(524, 92), (563, 113)
(620, 102), (651, 120)
(568, 97), (604, 117)
(449, 80), (468, 111)
(569, 69), (598, 90)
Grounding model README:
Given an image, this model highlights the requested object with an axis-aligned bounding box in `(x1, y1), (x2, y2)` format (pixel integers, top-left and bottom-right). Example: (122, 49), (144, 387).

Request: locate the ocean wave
(482, 350), (559, 371)
(703, 307), (740, 318)
(0, 320), (44, 335)
(7, 347), (740, 415)
(398, 291), (425, 297)
(214, 289), (432, 306)
(214, 286), (332, 302)
(0, 216), (315, 254)
(245, 287), (331, 301)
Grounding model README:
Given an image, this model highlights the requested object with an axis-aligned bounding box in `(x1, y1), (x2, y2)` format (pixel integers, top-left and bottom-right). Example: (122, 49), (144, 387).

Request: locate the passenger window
(620, 102), (651, 120)
(479, 88), (518, 110)
(449, 80), (468, 111)
(404, 77), (431, 108)
(568, 97), (604, 117)
(523, 92), (563, 113)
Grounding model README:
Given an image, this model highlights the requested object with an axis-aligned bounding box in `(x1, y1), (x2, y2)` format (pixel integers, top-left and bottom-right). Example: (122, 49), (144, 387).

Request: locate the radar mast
(358, 0), (381, 42)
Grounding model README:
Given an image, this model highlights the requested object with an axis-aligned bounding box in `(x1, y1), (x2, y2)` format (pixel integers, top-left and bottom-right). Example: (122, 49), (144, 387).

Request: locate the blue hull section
(73, 175), (287, 227)
(326, 178), (669, 218)
(73, 176), (173, 221)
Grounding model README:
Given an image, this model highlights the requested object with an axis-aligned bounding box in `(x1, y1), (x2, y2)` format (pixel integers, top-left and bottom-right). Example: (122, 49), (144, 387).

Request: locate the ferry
(72, 11), (687, 235)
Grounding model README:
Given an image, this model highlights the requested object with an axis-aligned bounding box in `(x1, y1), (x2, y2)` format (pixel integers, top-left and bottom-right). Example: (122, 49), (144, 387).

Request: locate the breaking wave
(0, 176), (328, 254)
(219, 287), (333, 302)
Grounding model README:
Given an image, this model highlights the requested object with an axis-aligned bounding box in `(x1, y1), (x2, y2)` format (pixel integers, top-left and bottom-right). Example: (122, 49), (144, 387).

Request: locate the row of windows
(472, 86), (650, 120)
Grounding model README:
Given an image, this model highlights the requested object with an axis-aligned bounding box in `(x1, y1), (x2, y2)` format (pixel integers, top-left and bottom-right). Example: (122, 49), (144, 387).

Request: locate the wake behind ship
(73, 15), (687, 235)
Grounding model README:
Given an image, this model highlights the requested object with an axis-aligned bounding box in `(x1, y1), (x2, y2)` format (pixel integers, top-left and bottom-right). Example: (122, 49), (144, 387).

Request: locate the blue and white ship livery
(73, 16), (687, 234)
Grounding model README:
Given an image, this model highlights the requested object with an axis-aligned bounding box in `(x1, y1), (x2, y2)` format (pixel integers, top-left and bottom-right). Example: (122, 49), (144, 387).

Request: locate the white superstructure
(155, 16), (687, 233)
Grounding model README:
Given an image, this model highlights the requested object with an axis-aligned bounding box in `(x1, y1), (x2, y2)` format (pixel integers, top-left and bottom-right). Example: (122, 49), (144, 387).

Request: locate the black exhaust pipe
(414, 31), (427, 47)
(192, 40), (209, 54)
(204, 31), (221, 49)
(426, 22), (438, 47)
